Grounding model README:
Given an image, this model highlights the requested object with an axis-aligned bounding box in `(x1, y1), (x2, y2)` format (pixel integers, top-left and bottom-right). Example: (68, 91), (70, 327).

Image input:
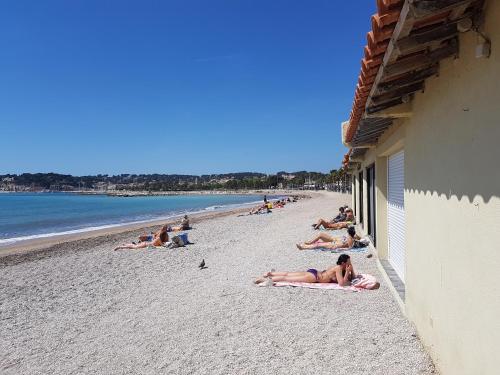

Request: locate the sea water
(0, 192), (269, 245)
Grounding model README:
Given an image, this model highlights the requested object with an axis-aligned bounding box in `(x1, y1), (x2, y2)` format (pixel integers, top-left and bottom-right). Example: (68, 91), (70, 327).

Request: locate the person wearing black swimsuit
(254, 254), (355, 286)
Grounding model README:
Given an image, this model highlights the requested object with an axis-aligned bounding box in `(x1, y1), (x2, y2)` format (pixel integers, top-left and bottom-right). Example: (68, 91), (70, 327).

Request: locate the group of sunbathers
(114, 215), (191, 251)
(255, 204), (378, 289)
(312, 205), (355, 230)
(248, 195), (301, 216)
(112, 197), (376, 288)
(249, 195), (299, 215)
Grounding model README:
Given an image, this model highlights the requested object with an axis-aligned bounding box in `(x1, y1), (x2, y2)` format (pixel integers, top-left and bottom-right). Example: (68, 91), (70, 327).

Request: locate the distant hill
(0, 170), (346, 192)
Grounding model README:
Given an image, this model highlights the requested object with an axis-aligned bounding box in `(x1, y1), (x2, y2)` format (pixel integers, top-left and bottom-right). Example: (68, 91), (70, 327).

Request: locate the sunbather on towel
(114, 225), (169, 251)
(313, 208), (355, 230)
(311, 206), (345, 227)
(254, 254), (356, 286)
(296, 226), (359, 250)
(249, 203), (271, 215)
(138, 223), (170, 242)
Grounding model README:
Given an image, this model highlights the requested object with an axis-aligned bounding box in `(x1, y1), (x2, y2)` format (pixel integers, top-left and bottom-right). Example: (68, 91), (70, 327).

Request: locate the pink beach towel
(273, 274), (378, 291)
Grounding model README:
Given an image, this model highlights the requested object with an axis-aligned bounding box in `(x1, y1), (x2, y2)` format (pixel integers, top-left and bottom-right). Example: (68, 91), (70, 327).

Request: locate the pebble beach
(0, 192), (435, 374)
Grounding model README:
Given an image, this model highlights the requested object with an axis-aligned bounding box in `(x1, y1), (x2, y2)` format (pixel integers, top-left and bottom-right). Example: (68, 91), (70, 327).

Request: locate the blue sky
(0, 0), (375, 175)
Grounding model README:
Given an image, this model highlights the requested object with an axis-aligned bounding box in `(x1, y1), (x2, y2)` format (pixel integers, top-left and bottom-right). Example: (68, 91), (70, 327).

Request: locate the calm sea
(0, 192), (269, 245)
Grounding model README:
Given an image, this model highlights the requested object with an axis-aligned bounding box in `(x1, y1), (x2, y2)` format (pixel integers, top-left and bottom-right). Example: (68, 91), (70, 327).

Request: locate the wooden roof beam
(409, 0), (476, 19)
(376, 64), (438, 94)
(356, 124), (393, 138)
(383, 39), (458, 79)
(350, 143), (378, 149)
(367, 97), (404, 114)
(395, 23), (458, 54)
(365, 101), (413, 118)
(357, 124), (393, 136)
(353, 134), (386, 146)
(371, 81), (425, 106)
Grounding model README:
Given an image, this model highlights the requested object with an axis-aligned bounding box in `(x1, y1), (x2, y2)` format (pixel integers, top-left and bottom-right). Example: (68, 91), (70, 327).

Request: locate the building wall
(349, 2), (500, 373)
(352, 122), (405, 259)
(403, 2), (500, 373)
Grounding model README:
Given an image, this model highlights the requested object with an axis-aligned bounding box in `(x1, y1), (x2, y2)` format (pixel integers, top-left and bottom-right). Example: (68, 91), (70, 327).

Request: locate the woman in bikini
(254, 254), (355, 286)
(114, 225), (169, 251)
(296, 226), (358, 250)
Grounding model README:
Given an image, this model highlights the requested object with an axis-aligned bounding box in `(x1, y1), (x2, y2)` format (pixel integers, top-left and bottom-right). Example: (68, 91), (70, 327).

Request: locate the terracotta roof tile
(345, 1), (403, 144)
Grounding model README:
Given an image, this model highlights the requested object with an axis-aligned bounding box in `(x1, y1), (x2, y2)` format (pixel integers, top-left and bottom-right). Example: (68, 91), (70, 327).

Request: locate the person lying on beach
(273, 201), (284, 208)
(115, 225), (169, 251)
(313, 208), (355, 230)
(254, 254), (355, 286)
(138, 224), (167, 243)
(249, 203), (272, 215)
(332, 206), (348, 222)
(311, 206), (346, 228)
(167, 215), (191, 232)
(296, 226), (359, 250)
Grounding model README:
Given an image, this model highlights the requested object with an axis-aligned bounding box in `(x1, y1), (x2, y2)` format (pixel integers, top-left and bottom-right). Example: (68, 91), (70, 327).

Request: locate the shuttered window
(388, 150), (405, 282)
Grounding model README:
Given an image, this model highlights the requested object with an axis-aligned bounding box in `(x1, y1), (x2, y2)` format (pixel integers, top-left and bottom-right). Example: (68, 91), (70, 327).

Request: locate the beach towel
(272, 274), (378, 291)
(148, 233), (191, 249)
(311, 242), (368, 253)
(273, 281), (359, 292)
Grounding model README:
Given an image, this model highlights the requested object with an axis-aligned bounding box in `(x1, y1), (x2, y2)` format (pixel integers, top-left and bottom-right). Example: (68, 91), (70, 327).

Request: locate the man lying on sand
(255, 254), (356, 286)
(296, 226), (359, 250)
(115, 225), (169, 251)
(313, 208), (355, 230)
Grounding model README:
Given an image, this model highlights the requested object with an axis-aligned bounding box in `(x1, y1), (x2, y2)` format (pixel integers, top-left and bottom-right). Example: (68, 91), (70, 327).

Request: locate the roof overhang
(344, 0), (485, 149)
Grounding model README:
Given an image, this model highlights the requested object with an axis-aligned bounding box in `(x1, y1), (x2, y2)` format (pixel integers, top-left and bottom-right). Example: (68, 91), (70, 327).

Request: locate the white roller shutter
(388, 150), (405, 282)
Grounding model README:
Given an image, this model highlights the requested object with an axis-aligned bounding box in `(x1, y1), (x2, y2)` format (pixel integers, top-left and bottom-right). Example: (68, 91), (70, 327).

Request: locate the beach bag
(353, 238), (369, 248)
(170, 233), (189, 248)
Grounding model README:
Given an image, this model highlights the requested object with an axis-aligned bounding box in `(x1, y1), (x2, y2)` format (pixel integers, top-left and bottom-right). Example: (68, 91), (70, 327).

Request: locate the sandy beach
(0, 192), (434, 374)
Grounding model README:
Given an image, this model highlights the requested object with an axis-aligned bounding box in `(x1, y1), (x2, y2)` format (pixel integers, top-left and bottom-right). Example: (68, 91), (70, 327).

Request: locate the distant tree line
(0, 170), (348, 191)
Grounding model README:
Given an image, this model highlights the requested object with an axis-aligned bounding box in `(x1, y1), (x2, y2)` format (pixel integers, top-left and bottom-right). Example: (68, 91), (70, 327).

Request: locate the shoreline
(0, 207), (252, 260)
(0, 188), (313, 197)
(0, 192), (314, 259)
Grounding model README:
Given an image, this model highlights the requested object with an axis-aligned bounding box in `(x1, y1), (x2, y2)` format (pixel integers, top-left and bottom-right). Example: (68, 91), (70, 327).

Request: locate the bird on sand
(199, 259), (207, 270)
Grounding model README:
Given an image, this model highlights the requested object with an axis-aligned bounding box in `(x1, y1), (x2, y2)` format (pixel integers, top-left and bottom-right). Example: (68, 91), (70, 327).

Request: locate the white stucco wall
(403, 2), (500, 373)
(347, 2), (500, 373)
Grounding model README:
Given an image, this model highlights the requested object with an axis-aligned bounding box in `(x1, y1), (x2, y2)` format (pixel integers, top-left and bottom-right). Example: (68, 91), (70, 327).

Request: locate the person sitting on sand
(166, 215), (191, 232)
(254, 254), (356, 286)
(313, 208), (355, 230)
(115, 225), (169, 251)
(296, 226), (359, 250)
